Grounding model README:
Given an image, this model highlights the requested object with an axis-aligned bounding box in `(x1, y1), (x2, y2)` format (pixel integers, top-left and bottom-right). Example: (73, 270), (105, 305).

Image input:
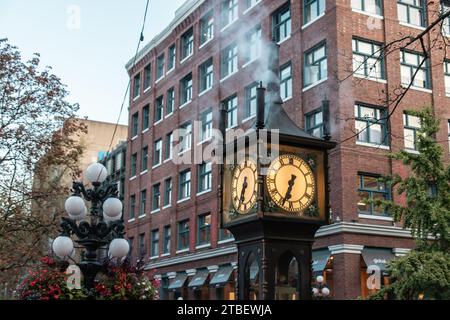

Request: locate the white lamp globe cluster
(52, 162), (129, 261)
(313, 275), (330, 298)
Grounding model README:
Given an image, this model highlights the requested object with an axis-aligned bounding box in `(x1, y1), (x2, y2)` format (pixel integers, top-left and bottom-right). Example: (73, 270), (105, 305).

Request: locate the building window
(181, 28), (194, 60)
(167, 87), (175, 115)
(153, 139), (162, 166)
(306, 109), (323, 138)
(304, 42), (327, 88)
(397, 0), (426, 27)
(246, 0), (261, 10)
(197, 214), (211, 245)
(144, 63), (152, 90)
(303, 0), (326, 25)
(245, 83), (258, 119)
(444, 60), (450, 96)
(177, 220), (190, 250)
(180, 73), (193, 105)
(355, 104), (388, 145)
(131, 112), (139, 137)
(403, 112), (421, 151)
(155, 95), (164, 123)
(151, 230), (159, 257)
(200, 109), (213, 141)
(351, 0), (382, 16)
(199, 58), (214, 93)
(140, 189), (146, 216)
(133, 73), (140, 98)
(448, 120), (450, 152)
(129, 195), (136, 220)
(280, 62), (293, 100)
(198, 162), (212, 193)
(152, 183), (161, 211)
(119, 178), (125, 198)
(142, 105), (150, 130)
(400, 50), (430, 89)
(163, 226), (171, 254)
(165, 132), (173, 160)
(179, 122), (192, 153)
(116, 152), (123, 172)
(352, 38), (385, 80)
(131, 153), (137, 177)
(168, 44), (176, 71)
(164, 178), (172, 207)
(222, 0), (238, 28)
(273, 3), (291, 43)
(221, 43), (238, 79)
(357, 174), (390, 216)
(157, 54), (165, 80)
(128, 237), (134, 259)
(139, 233), (146, 258)
(200, 10), (214, 45)
(178, 170), (191, 200)
(246, 25), (262, 63)
(219, 228), (233, 241)
(443, 3), (450, 36)
(223, 95), (238, 129)
(141, 146), (148, 172)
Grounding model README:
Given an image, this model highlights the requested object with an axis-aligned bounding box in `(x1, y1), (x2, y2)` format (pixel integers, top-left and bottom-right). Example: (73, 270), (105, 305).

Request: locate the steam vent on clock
(220, 41), (336, 300)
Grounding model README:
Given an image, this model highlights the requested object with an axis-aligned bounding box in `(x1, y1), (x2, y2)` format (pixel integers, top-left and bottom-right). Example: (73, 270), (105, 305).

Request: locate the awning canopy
(312, 249), (331, 273)
(168, 272), (188, 291)
(188, 269), (209, 289)
(210, 265), (234, 287)
(362, 248), (395, 273)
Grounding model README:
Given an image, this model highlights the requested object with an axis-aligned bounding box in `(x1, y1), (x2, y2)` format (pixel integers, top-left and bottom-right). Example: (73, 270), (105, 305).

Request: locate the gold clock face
(231, 159), (258, 214)
(266, 154), (316, 213)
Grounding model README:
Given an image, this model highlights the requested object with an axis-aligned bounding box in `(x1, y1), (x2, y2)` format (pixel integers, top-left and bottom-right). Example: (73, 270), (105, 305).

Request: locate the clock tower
(219, 41), (336, 300)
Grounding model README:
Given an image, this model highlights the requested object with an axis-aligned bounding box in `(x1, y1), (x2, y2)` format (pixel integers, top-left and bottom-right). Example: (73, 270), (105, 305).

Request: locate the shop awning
(362, 248), (395, 273)
(168, 272), (188, 291)
(312, 249), (331, 273)
(210, 265), (234, 287)
(188, 269), (209, 289)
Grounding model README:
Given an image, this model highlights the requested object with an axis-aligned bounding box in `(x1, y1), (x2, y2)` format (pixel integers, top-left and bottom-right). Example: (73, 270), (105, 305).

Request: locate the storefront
(360, 248), (395, 298)
(209, 264), (236, 300)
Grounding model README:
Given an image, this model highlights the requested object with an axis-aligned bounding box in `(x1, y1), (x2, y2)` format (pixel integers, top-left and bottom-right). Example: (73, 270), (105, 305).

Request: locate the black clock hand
(282, 175), (297, 206)
(239, 176), (248, 206)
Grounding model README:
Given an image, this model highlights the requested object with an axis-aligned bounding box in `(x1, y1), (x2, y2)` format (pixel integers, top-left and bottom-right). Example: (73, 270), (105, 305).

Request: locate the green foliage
(367, 108), (450, 299)
(368, 251), (450, 300)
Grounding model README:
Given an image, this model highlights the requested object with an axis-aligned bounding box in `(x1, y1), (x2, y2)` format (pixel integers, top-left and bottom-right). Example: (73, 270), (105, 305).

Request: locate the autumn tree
(0, 40), (86, 295)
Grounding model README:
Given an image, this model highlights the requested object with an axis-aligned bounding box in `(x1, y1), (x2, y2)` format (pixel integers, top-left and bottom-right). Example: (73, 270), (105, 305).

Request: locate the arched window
(245, 252), (259, 300)
(275, 251), (300, 300)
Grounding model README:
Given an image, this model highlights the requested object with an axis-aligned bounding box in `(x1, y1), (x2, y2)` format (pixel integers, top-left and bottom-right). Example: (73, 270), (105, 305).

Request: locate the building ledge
(315, 221), (413, 239)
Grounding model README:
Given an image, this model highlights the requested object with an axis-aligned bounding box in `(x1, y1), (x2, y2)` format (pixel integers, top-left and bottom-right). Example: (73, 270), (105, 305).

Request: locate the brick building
(124, 0), (450, 300)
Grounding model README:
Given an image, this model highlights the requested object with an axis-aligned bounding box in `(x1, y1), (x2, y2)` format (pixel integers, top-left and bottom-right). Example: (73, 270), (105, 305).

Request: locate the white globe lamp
(322, 287), (330, 297)
(52, 236), (74, 259)
(316, 275), (324, 284)
(65, 196), (85, 216)
(102, 198), (123, 218)
(69, 206), (87, 221)
(85, 163), (108, 184)
(108, 238), (129, 259)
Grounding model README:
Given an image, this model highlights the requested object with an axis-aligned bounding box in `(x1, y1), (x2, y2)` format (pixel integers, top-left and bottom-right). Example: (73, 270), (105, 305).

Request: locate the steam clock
(219, 42), (336, 300)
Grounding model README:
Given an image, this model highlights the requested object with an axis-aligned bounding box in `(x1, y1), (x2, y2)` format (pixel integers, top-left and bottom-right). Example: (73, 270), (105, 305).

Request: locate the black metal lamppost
(52, 163), (129, 292)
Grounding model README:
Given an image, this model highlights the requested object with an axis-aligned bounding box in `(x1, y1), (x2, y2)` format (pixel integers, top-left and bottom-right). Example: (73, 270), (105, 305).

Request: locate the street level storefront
(312, 246), (408, 299)
(153, 245), (409, 300)
(160, 263), (236, 300)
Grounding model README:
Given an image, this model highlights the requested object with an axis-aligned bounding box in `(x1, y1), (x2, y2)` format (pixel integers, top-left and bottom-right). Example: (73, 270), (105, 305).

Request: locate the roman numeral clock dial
(266, 154), (316, 213)
(231, 160), (258, 214)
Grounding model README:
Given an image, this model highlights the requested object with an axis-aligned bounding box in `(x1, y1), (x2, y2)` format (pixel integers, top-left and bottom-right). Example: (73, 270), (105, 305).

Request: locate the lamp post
(312, 276), (331, 299)
(52, 163), (129, 292)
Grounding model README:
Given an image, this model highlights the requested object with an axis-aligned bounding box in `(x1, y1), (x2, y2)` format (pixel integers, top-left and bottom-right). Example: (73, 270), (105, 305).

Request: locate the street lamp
(53, 162), (128, 292)
(312, 276), (331, 299)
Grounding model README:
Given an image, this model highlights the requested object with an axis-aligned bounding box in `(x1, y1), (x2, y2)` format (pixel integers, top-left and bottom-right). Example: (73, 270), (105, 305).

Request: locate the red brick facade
(125, 0), (449, 300)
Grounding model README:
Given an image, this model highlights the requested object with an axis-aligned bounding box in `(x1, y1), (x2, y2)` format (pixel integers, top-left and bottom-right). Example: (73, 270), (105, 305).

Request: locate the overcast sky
(0, 0), (186, 125)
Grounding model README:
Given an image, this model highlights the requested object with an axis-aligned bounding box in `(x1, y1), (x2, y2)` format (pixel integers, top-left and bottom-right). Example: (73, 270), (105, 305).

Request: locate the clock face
(231, 159), (258, 214)
(266, 154), (316, 213)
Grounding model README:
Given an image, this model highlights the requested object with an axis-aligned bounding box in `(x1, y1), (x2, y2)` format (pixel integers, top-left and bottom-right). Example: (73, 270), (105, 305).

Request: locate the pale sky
(0, 0), (186, 125)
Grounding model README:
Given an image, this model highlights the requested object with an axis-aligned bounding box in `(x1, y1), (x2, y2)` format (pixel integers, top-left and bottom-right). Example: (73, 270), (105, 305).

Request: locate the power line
(106, 0), (150, 154)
